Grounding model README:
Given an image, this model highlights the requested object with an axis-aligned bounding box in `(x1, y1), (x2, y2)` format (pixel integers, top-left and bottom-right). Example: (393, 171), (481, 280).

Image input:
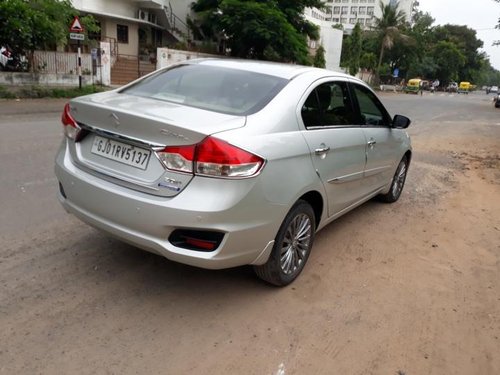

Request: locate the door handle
(367, 139), (376, 147)
(315, 146), (330, 155)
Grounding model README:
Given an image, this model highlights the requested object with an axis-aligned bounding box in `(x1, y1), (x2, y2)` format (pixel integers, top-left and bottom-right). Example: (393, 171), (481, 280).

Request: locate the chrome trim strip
(78, 123), (165, 149)
(364, 165), (391, 177)
(307, 125), (360, 130)
(328, 170), (364, 184)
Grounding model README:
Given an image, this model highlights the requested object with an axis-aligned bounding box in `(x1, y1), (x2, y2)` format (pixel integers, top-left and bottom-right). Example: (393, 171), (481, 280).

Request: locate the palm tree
(373, 0), (407, 82)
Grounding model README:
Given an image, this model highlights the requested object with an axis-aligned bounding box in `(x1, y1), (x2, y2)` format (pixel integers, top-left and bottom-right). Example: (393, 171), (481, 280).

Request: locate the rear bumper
(55, 142), (284, 269)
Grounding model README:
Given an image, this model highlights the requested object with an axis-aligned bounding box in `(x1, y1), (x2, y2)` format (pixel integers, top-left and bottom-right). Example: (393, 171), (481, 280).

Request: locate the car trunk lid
(66, 91), (246, 197)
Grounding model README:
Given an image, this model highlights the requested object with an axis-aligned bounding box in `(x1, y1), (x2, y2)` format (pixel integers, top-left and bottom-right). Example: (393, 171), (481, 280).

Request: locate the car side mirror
(392, 114), (411, 129)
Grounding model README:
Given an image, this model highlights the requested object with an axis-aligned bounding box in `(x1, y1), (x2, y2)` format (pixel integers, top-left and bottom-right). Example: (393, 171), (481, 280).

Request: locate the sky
(418, 0), (500, 70)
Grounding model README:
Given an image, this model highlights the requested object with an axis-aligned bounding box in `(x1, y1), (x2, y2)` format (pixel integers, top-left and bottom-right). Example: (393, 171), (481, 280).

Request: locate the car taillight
(61, 103), (81, 141)
(157, 144), (195, 173)
(157, 136), (264, 178)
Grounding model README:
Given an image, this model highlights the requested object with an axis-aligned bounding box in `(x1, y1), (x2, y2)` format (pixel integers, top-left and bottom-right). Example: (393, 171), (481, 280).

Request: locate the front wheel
(254, 200), (315, 286)
(378, 156), (409, 203)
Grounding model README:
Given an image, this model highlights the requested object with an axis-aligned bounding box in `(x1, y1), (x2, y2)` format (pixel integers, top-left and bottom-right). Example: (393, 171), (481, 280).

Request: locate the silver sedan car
(55, 59), (411, 286)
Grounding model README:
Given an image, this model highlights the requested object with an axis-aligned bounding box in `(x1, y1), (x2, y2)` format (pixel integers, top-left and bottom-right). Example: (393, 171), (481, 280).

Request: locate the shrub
(24, 85), (104, 98)
(0, 85), (17, 99)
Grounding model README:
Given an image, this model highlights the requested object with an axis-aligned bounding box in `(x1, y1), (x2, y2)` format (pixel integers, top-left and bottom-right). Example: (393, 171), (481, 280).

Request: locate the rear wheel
(378, 156), (409, 203)
(254, 200), (315, 286)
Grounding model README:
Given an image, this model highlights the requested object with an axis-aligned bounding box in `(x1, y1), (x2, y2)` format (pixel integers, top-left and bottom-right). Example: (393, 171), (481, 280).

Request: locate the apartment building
(322, 0), (414, 30)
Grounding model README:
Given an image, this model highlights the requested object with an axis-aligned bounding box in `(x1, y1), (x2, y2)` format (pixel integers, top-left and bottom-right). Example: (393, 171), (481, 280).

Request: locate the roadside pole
(69, 16), (84, 90)
(77, 39), (82, 89)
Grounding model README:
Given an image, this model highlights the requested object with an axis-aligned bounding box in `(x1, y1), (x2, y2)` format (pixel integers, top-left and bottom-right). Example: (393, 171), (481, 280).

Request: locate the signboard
(69, 16), (84, 89)
(69, 16), (84, 33)
(70, 33), (85, 41)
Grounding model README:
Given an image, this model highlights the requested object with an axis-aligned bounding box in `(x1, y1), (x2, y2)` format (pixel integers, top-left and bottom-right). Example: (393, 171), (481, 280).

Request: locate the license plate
(91, 136), (151, 170)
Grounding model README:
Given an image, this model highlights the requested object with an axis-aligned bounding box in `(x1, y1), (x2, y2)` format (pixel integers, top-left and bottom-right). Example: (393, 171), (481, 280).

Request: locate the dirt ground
(0, 94), (499, 374)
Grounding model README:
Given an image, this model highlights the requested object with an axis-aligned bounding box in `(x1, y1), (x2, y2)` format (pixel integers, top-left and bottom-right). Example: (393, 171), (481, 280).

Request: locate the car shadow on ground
(64, 197), (391, 298)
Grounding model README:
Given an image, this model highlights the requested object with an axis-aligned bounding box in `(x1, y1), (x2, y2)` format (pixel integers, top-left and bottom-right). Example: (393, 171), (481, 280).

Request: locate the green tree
(342, 23), (363, 76)
(0, 0), (99, 70)
(433, 24), (484, 81)
(373, 0), (408, 81)
(360, 52), (377, 71)
(350, 0), (498, 85)
(406, 55), (438, 79)
(313, 45), (326, 68)
(431, 41), (465, 83)
(190, 0), (322, 64)
(397, 11), (434, 77)
(475, 59), (500, 85)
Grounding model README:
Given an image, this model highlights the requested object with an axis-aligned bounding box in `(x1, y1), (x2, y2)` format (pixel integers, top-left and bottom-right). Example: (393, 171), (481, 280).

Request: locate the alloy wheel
(392, 160), (407, 198)
(279, 213), (312, 275)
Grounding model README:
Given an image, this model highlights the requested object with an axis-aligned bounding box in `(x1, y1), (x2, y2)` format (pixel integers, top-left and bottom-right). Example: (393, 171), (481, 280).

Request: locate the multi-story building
(321, 0), (414, 31)
(303, 0), (414, 77)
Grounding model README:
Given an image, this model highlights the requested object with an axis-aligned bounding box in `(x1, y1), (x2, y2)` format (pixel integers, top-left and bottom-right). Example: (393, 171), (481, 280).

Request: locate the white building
(303, 8), (344, 72)
(320, 0), (415, 31)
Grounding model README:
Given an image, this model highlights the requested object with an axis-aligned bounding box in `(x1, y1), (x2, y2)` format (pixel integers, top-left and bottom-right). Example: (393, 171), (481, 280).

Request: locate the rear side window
(352, 84), (391, 126)
(121, 64), (288, 115)
(301, 81), (356, 128)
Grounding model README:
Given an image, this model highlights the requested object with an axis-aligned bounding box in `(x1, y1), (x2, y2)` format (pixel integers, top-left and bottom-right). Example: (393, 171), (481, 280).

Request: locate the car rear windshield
(121, 64), (289, 115)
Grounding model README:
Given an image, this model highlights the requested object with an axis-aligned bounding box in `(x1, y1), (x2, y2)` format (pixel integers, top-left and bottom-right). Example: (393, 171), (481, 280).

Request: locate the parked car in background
(446, 82), (458, 93)
(0, 46), (27, 71)
(0, 46), (12, 70)
(489, 85), (498, 94)
(55, 59), (412, 286)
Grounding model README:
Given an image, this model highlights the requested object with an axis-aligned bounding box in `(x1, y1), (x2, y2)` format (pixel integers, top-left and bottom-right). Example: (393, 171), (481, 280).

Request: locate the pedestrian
(419, 80), (423, 96)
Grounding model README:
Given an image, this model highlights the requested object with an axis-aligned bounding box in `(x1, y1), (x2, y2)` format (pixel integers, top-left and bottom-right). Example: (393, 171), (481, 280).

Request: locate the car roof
(184, 58), (353, 81)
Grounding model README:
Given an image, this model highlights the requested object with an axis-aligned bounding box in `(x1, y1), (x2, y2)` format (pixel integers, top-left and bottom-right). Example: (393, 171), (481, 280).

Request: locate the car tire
(378, 155), (409, 203)
(254, 200), (315, 286)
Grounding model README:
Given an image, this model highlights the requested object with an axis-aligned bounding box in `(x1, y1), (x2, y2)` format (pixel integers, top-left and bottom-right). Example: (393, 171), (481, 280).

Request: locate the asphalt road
(0, 92), (499, 374)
